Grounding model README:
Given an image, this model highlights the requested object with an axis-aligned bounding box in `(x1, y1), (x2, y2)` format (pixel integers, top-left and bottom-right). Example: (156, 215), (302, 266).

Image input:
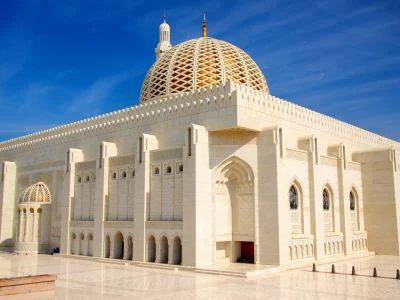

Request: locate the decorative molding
(150, 148), (183, 161)
(348, 161), (361, 172)
(104, 221), (135, 229)
(109, 155), (135, 168)
(75, 160), (96, 172)
(286, 148), (308, 162)
(145, 221), (183, 230)
(18, 160), (64, 172)
(210, 130), (257, 145)
(320, 155), (337, 167)
(70, 221), (94, 228)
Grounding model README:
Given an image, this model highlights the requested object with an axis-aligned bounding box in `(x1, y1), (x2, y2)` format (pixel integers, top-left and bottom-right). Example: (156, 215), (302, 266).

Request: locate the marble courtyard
(0, 253), (400, 299)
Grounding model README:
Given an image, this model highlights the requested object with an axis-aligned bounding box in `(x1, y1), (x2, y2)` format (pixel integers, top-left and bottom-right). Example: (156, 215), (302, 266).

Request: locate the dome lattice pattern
(140, 37), (269, 103)
(19, 182), (51, 203)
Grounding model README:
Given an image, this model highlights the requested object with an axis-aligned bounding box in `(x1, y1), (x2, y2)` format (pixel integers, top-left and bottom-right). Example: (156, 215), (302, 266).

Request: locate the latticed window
(289, 186), (298, 210)
(350, 192), (355, 211)
(323, 189), (330, 210)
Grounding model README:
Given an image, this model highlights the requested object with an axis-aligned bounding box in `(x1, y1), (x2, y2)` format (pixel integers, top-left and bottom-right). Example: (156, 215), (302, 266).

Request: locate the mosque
(0, 16), (399, 268)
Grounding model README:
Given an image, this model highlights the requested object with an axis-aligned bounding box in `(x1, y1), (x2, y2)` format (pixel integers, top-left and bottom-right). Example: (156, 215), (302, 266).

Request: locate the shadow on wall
(0, 238), (13, 248)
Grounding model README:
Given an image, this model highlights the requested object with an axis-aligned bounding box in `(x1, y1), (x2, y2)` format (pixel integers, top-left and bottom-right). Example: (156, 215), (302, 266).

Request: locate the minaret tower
(155, 13), (172, 60)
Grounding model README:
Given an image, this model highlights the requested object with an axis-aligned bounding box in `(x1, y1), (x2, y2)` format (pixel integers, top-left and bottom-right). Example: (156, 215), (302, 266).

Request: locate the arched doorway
(126, 236), (133, 260)
(214, 156), (255, 263)
(104, 235), (110, 258)
(159, 236), (168, 264)
(70, 232), (76, 255)
(79, 233), (84, 255)
(113, 231), (124, 259)
(172, 236), (182, 265)
(147, 235), (156, 262)
(87, 233), (93, 256)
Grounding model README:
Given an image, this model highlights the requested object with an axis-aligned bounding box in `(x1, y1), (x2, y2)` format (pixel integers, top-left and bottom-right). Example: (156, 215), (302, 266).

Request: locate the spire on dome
(155, 14), (172, 60)
(202, 11), (207, 37)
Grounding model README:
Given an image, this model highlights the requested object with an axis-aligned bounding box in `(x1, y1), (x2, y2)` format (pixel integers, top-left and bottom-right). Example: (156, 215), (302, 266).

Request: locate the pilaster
(353, 148), (400, 255)
(0, 161), (16, 248)
(93, 142), (117, 258)
(60, 149), (83, 254)
(328, 144), (352, 254)
(133, 134), (158, 262)
(299, 136), (325, 259)
(257, 126), (288, 265)
(182, 124), (212, 267)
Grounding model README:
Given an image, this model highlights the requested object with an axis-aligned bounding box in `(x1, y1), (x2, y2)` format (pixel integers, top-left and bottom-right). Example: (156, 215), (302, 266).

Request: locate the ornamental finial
(202, 11), (207, 37)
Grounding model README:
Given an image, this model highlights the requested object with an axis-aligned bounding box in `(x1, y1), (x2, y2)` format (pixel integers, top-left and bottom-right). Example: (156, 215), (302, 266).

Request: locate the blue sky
(0, 0), (399, 142)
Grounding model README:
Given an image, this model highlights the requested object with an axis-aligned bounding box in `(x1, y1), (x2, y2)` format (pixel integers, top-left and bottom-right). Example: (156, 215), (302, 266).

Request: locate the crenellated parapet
(0, 81), (237, 154)
(234, 83), (400, 151)
(0, 81), (398, 155)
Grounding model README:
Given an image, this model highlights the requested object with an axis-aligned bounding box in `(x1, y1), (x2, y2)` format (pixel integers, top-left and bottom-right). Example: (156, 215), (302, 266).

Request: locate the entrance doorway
(238, 242), (254, 264)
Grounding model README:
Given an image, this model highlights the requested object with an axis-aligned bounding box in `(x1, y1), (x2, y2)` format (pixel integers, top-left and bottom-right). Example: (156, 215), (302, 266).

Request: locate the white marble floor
(0, 254), (400, 299)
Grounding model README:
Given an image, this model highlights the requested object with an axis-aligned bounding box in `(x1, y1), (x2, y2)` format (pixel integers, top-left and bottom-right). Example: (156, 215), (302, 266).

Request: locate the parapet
(0, 81), (398, 154)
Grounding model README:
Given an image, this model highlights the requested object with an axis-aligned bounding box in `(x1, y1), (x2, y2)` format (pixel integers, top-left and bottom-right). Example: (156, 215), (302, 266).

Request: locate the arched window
(131, 169), (135, 177)
(112, 172), (117, 179)
(178, 164), (183, 172)
(166, 166), (171, 174)
(122, 171), (127, 178)
(154, 167), (160, 175)
(350, 191), (355, 210)
(85, 175), (90, 182)
(323, 189), (330, 210)
(77, 176), (82, 183)
(289, 186), (298, 210)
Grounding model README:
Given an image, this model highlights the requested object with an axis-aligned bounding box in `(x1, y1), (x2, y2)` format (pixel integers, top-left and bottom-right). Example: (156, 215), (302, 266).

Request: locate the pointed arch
(349, 185), (360, 231)
(214, 156), (254, 183)
(147, 234), (156, 262)
(288, 178), (304, 234)
(87, 232), (94, 256)
(70, 232), (76, 255)
(113, 231), (124, 259)
(214, 156), (255, 263)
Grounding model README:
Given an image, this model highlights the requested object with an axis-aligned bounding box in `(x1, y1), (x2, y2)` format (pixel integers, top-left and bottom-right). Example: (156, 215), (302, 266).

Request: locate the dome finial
(202, 11), (207, 37)
(164, 11), (166, 23)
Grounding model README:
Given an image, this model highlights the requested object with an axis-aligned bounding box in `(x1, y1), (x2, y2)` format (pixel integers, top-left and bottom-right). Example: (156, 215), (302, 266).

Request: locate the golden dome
(19, 182), (51, 203)
(140, 37), (269, 103)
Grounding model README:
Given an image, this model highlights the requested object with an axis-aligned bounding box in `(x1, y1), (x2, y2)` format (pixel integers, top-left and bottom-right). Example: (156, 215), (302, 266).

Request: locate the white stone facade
(0, 31), (399, 268)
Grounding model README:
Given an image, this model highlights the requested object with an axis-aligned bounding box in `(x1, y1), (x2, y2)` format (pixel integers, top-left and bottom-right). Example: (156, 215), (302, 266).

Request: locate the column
(32, 211), (39, 243)
(19, 211), (25, 242)
(110, 237), (114, 259)
(155, 240), (160, 263)
(123, 238), (128, 260)
(25, 211), (32, 242)
(167, 242), (173, 264)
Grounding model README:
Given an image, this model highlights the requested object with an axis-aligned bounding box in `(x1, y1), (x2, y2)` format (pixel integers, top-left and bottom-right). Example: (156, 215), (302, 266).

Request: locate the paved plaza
(0, 254), (400, 299)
